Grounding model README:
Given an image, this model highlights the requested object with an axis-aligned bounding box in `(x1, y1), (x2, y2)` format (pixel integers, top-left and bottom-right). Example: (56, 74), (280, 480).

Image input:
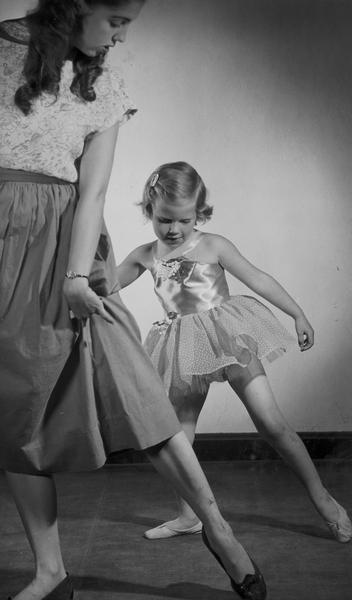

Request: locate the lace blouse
(0, 19), (137, 182)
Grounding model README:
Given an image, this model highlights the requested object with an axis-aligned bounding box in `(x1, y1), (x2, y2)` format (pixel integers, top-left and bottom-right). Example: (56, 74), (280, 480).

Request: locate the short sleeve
(92, 63), (137, 133)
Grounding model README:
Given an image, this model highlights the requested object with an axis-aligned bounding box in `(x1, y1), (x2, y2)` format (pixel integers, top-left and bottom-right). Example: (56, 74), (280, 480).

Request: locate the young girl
(116, 161), (352, 543)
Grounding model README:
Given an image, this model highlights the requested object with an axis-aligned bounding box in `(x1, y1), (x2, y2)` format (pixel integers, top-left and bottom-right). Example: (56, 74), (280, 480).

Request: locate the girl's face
(73, 1), (144, 57)
(152, 197), (197, 248)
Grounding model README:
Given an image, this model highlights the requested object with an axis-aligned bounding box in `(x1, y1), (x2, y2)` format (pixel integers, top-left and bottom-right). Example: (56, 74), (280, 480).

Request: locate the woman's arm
(214, 234), (314, 350)
(63, 123), (119, 322)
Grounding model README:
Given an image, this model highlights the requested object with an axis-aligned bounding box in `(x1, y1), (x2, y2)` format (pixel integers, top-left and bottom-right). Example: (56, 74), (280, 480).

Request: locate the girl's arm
(63, 123), (119, 322)
(214, 235), (314, 351)
(115, 247), (147, 290)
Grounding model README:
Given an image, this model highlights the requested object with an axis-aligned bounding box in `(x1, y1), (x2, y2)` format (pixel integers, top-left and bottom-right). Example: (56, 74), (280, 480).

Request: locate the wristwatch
(65, 271), (89, 280)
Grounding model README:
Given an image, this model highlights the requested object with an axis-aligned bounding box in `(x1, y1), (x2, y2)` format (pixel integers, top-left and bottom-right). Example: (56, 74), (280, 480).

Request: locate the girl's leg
(5, 471), (67, 600)
(145, 392), (206, 536)
(226, 359), (341, 523)
(146, 430), (257, 584)
(173, 397), (205, 528)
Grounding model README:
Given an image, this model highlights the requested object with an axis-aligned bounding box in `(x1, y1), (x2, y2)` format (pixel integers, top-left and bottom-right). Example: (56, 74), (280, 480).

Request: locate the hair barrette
(150, 172), (159, 187)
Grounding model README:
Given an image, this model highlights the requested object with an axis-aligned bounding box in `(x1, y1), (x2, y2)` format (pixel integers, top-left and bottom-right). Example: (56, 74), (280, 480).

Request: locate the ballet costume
(144, 230), (352, 545)
(144, 230), (296, 404)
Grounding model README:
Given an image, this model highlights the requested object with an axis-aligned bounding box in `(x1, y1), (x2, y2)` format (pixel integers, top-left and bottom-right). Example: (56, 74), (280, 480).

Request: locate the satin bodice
(151, 256), (230, 316)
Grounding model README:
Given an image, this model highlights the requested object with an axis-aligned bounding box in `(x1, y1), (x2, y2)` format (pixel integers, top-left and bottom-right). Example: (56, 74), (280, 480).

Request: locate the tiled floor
(1, 460), (351, 600)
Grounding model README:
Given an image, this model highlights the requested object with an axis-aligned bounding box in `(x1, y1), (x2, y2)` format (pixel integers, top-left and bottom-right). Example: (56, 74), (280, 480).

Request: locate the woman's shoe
(325, 498), (352, 543)
(8, 573), (74, 600)
(144, 520), (202, 539)
(202, 528), (266, 600)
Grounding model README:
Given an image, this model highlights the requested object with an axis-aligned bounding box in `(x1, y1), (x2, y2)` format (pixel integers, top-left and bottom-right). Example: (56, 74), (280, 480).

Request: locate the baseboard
(107, 431), (352, 464)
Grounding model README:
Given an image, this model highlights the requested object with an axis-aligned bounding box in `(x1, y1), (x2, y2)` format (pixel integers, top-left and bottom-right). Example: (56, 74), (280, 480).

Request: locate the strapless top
(150, 255), (231, 316)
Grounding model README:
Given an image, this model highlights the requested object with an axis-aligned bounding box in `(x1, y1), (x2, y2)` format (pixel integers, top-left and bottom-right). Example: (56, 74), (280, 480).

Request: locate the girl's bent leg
(5, 471), (67, 600)
(227, 363), (346, 525)
(145, 431), (257, 584)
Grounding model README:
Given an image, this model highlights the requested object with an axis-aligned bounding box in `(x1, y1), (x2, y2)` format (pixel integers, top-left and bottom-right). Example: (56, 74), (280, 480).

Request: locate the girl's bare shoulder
(187, 231), (221, 263)
(199, 231), (231, 256)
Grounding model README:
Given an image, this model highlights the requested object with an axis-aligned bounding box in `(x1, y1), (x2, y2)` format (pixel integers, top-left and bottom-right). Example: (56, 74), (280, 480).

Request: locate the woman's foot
(9, 571), (73, 600)
(314, 489), (352, 542)
(202, 526), (266, 599)
(144, 516), (202, 539)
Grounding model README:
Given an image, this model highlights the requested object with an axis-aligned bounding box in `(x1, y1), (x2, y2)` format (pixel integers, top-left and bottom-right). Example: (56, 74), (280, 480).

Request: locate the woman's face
(74, 1), (144, 57)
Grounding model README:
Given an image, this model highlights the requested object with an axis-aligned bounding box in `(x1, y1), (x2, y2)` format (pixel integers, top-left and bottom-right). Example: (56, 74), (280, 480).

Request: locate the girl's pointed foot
(144, 517), (202, 539)
(325, 497), (352, 543)
(202, 528), (267, 600)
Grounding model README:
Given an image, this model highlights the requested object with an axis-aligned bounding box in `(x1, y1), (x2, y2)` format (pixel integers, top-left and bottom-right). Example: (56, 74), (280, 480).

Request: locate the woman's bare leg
(5, 471), (66, 600)
(227, 361), (340, 523)
(146, 431), (256, 583)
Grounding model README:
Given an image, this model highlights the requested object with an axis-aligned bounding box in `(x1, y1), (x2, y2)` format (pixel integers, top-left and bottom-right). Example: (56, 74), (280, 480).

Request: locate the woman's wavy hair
(140, 161), (213, 224)
(15, 0), (138, 115)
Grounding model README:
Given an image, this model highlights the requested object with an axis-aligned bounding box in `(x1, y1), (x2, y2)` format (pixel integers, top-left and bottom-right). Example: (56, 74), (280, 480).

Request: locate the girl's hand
(63, 278), (113, 323)
(295, 314), (314, 351)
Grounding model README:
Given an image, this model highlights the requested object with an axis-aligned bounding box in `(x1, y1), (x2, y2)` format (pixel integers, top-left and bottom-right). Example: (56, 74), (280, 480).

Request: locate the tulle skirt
(144, 295), (296, 399)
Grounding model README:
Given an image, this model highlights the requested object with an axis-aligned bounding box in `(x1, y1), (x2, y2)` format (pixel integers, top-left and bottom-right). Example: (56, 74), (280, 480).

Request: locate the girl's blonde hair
(139, 161), (213, 223)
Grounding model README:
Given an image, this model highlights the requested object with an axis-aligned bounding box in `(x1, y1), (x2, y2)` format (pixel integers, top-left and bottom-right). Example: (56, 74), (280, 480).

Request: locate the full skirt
(0, 171), (180, 474)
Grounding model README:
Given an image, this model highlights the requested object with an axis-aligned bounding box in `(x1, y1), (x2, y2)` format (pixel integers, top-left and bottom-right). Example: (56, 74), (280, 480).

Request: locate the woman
(0, 2), (266, 599)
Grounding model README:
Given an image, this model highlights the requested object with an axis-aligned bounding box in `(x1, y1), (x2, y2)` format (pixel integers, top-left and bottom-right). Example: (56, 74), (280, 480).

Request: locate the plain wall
(2, 0), (352, 433)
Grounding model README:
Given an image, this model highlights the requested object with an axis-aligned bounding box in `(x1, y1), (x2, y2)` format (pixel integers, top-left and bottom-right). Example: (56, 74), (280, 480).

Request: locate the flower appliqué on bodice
(155, 258), (194, 284)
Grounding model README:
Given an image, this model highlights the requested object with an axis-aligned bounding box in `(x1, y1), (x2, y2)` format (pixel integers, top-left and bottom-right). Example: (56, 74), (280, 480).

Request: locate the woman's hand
(295, 314), (314, 351)
(63, 278), (113, 323)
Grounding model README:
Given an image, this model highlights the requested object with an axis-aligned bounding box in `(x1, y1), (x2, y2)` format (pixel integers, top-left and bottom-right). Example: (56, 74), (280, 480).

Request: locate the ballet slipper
(144, 520), (202, 539)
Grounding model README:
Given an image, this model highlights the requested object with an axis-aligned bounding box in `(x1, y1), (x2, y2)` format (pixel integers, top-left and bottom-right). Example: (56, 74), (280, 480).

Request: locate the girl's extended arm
(115, 247), (147, 290)
(63, 123), (119, 322)
(215, 235), (314, 350)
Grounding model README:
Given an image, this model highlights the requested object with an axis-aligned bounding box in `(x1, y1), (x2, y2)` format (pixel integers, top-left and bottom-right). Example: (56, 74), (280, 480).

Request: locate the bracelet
(65, 271), (89, 280)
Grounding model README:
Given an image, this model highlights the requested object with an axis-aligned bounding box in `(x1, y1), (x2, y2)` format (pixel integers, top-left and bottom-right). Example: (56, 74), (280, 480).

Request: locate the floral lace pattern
(0, 20), (137, 182)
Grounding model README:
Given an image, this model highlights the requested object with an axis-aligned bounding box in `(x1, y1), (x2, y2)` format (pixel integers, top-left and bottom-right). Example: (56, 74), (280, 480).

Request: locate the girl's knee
(260, 420), (295, 443)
